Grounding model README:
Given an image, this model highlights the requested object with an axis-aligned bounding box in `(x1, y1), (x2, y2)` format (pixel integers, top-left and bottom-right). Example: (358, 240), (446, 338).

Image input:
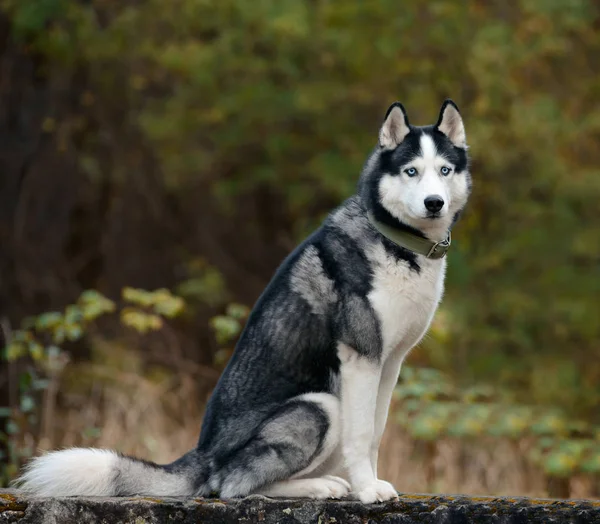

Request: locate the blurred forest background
(1, 0), (599, 499)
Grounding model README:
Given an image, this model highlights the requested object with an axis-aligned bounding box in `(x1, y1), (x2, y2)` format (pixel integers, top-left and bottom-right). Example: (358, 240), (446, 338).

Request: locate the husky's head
(360, 100), (471, 242)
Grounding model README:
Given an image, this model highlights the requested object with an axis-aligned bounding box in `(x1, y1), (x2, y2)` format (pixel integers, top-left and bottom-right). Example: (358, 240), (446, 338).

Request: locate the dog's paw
(322, 475), (352, 492)
(354, 479), (398, 504)
(307, 477), (351, 499)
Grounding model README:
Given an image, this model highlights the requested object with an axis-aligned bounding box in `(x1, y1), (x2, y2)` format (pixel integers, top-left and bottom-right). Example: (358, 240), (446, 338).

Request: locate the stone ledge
(1, 489), (599, 523)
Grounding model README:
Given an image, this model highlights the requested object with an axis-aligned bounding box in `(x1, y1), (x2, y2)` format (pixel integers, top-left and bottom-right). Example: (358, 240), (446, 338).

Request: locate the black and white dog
(17, 100), (471, 503)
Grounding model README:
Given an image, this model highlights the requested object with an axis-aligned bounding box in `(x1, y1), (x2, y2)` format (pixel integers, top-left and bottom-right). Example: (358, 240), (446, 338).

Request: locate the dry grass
(34, 353), (596, 500)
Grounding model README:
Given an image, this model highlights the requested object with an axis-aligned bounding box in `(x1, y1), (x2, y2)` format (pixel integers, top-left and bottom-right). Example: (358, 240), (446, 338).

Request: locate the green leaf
(543, 450), (579, 477)
(225, 303), (250, 320)
(487, 406), (533, 438)
(53, 326), (66, 344)
(13, 330), (33, 343)
(6, 420), (19, 435)
(531, 411), (567, 436)
(35, 312), (63, 330)
(11, 0), (68, 37)
(409, 412), (445, 441)
(580, 449), (600, 474)
(65, 324), (84, 341)
(394, 382), (429, 400)
(122, 287), (154, 307)
(28, 341), (45, 361)
(79, 290), (116, 319)
(120, 308), (163, 333)
(213, 348), (233, 367)
(175, 268), (228, 307)
(20, 395), (35, 413)
(64, 305), (83, 325)
(79, 289), (105, 303)
(462, 385), (497, 403)
(210, 316), (241, 345)
(5, 341), (27, 361)
(414, 368), (447, 384)
(447, 404), (492, 438)
(152, 295), (185, 318)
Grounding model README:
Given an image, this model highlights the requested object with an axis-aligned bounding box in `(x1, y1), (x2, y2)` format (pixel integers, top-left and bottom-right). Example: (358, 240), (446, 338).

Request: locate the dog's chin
(412, 210), (447, 223)
(384, 205), (448, 232)
(401, 210), (451, 240)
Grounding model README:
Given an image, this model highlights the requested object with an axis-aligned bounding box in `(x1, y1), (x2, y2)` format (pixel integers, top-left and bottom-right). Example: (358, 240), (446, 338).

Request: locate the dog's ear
(379, 102), (410, 149)
(436, 99), (466, 148)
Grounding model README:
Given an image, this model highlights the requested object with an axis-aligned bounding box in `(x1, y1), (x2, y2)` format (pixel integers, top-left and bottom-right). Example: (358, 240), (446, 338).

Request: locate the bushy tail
(15, 448), (202, 497)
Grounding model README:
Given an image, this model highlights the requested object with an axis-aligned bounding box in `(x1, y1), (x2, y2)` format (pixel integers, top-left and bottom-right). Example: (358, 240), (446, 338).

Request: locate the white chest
(367, 245), (446, 361)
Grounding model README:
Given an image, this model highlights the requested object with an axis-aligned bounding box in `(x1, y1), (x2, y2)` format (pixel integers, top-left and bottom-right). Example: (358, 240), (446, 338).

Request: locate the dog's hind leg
(255, 475), (350, 499)
(216, 393), (341, 499)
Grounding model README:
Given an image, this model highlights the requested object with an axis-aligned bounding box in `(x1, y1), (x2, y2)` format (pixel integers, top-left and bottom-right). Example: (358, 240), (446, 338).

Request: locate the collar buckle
(426, 232), (452, 259)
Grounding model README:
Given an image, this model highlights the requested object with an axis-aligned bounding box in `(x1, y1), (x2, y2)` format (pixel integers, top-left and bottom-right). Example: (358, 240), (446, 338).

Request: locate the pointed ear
(379, 102), (410, 149)
(436, 99), (466, 148)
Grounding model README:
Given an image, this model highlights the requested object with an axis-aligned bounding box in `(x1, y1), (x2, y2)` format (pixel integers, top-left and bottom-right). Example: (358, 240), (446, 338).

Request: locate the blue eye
(404, 167), (418, 177)
(441, 166), (451, 176)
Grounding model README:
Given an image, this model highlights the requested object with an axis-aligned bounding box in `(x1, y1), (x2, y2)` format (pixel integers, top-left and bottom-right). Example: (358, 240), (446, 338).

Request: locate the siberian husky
(17, 100), (471, 503)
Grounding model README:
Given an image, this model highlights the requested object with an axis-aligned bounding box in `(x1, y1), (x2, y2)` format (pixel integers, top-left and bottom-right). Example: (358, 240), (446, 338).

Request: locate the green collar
(367, 211), (451, 260)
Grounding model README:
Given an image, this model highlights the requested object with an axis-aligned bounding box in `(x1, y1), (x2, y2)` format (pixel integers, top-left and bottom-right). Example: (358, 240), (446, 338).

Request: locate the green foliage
(0, 287), (185, 485)
(1, 0), (598, 418)
(394, 366), (600, 478)
(120, 287), (185, 332)
(3, 0), (67, 37)
(210, 303), (250, 368)
(2, 0), (596, 420)
(175, 260), (229, 308)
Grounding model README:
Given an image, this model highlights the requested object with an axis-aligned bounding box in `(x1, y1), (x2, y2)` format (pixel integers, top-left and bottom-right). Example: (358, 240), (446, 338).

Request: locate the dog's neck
(365, 203), (452, 259)
(369, 201), (452, 239)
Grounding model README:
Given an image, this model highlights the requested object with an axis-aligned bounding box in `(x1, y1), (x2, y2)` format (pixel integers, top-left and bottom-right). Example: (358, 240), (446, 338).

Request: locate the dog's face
(363, 100), (471, 240)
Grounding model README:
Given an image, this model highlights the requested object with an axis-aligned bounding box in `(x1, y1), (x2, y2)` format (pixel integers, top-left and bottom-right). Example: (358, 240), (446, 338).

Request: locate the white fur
(255, 476), (350, 499)
(291, 392), (341, 479)
(366, 242), (446, 482)
(367, 243), (446, 361)
(379, 106), (409, 149)
(370, 349), (404, 477)
(437, 104), (466, 148)
(331, 232), (446, 503)
(114, 455), (193, 496)
(290, 246), (338, 314)
(16, 447), (194, 497)
(336, 343), (398, 503)
(17, 448), (118, 497)
(379, 134), (469, 242)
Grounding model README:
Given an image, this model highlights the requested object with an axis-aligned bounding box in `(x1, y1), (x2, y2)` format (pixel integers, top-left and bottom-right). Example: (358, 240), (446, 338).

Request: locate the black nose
(424, 195), (444, 213)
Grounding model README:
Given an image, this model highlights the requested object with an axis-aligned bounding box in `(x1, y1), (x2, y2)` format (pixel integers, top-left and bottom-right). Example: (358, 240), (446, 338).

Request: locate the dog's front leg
(370, 350), (404, 477)
(338, 343), (398, 503)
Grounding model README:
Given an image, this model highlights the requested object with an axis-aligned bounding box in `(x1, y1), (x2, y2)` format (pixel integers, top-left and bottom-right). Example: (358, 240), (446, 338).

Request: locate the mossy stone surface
(1, 489), (599, 523)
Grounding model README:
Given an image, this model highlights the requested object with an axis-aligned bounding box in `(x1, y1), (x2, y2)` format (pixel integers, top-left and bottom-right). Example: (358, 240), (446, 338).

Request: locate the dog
(16, 100), (471, 503)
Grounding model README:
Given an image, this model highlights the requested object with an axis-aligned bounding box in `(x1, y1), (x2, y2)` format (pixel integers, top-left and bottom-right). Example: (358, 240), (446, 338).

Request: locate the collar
(367, 211), (451, 259)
